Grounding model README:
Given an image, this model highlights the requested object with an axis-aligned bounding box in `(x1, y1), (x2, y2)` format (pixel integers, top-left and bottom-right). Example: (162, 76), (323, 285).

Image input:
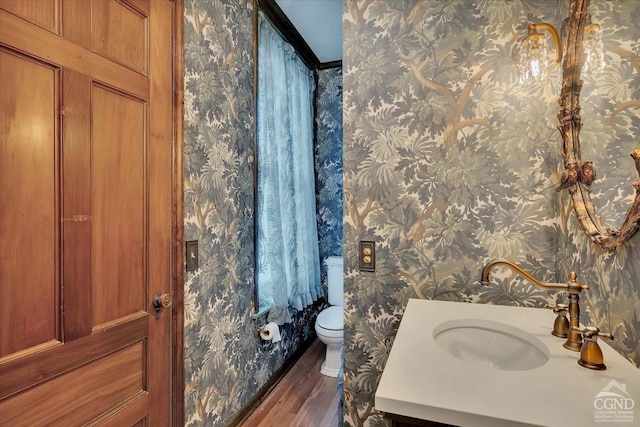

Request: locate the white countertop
(375, 299), (640, 427)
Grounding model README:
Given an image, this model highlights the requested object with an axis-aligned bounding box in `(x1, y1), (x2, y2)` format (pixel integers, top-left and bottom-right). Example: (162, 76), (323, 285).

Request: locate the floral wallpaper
(183, 1), (322, 425)
(316, 67), (344, 288)
(342, 1), (640, 426)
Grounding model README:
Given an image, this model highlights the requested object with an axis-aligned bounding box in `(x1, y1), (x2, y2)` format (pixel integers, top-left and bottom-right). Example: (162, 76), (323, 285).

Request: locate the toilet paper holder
(257, 322), (281, 342)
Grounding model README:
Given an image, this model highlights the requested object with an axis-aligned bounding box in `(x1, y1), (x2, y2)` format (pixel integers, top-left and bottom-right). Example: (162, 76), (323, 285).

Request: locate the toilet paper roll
(259, 322), (281, 343)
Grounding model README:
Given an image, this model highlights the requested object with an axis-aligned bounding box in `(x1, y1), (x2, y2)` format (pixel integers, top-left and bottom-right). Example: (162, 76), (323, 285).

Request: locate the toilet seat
(316, 306), (343, 338)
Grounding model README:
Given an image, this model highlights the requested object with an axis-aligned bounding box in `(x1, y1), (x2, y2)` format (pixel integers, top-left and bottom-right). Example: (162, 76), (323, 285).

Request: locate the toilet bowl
(315, 256), (343, 377)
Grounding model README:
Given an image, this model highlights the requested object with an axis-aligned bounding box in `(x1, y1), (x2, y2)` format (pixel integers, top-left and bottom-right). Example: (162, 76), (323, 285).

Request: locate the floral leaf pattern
(182, 1), (341, 425)
(343, 1), (640, 426)
(316, 67), (345, 284)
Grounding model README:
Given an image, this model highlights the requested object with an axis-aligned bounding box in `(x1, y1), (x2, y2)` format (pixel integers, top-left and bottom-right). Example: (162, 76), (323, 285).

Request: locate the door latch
(152, 293), (173, 319)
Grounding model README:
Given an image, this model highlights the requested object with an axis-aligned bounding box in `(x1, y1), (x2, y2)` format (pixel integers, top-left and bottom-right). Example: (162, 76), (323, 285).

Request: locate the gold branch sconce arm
(519, 0), (640, 248)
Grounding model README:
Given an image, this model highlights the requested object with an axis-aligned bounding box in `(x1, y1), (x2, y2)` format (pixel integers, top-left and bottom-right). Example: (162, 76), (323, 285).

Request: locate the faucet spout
(480, 259), (569, 291)
(480, 258), (589, 351)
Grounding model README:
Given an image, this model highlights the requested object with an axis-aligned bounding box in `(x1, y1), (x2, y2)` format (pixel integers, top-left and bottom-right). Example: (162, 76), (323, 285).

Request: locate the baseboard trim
(227, 335), (319, 426)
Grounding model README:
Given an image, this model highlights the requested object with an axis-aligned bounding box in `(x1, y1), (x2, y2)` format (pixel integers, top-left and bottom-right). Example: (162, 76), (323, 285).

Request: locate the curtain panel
(256, 13), (322, 321)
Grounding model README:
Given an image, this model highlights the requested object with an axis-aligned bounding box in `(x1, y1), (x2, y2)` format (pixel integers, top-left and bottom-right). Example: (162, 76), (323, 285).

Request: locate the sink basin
(433, 318), (549, 371)
(377, 299), (640, 427)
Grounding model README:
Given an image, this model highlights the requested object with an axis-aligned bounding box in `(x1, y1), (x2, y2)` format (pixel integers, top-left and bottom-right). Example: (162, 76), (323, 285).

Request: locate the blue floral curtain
(257, 13), (322, 320)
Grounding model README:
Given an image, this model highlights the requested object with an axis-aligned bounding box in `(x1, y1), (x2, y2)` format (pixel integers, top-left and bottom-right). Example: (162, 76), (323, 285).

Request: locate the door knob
(152, 293), (173, 319)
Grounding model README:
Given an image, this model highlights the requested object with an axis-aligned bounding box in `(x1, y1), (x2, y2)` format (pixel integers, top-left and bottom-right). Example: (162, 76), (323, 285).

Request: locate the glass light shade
(583, 24), (605, 74)
(518, 33), (548, 85)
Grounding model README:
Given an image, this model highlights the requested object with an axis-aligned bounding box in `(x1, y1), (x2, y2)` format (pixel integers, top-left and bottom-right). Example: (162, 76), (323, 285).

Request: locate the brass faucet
(480, 259), (589, 351)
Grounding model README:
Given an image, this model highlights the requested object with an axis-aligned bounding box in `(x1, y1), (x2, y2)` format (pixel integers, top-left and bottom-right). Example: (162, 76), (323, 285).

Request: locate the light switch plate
(185, 240), (198, 271)
(359, 240), (375, 272)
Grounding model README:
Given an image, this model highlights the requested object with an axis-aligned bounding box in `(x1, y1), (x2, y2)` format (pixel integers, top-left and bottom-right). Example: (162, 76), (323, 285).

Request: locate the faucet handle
(546, 303), (568, 314)
(573, 325), (614, 341)
(547, 304), (569, 338)
(572, 326), (614, 370)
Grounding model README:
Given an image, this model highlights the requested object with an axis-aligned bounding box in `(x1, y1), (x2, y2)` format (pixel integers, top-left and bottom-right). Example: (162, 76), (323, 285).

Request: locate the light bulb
(583, 23), (604, 74)
(519, 31), (548, 84)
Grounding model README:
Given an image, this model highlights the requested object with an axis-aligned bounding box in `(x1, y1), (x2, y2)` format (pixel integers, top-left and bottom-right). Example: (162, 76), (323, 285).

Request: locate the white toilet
(315, 256), (344, 377)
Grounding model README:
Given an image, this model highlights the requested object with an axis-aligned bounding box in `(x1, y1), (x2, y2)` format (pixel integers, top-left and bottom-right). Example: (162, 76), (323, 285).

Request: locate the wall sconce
(518, 15), (603, 84)
(518, 23), (561, 84)
(582, 15), (605, 74)
(517, 0), (640, 249)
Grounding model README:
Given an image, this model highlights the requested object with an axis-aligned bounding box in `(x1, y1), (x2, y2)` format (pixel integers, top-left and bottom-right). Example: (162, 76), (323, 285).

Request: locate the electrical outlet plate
(359, 240), (375, 272)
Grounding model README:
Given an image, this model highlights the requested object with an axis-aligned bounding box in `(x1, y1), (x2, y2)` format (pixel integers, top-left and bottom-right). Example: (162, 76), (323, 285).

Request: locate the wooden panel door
(0, 1), (178, 425)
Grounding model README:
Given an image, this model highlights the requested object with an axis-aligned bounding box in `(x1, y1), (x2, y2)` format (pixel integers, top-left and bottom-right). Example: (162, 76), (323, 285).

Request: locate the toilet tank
(324, 256), (344, 306)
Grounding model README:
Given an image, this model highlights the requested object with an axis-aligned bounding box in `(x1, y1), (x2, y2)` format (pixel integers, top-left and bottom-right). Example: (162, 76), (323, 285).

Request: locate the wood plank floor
(239, 340), (341, 427)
